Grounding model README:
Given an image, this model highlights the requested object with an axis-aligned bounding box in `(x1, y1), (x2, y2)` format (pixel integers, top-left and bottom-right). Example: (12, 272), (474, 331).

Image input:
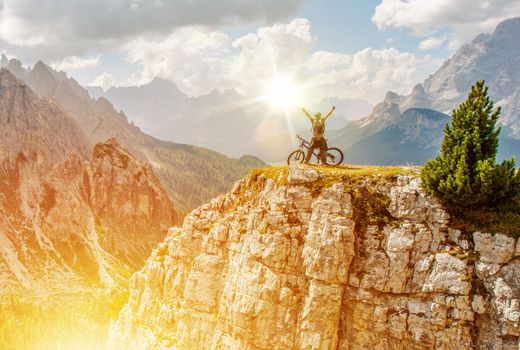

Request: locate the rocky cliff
(0, 68), (90, 163)
(0, 70), (180, 295)
(109, 166), (519, 350)
(0, 136), (179, 296)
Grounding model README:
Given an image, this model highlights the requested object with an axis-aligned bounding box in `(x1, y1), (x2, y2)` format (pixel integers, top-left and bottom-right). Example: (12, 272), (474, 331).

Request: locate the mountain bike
(287, 135), (344, 165)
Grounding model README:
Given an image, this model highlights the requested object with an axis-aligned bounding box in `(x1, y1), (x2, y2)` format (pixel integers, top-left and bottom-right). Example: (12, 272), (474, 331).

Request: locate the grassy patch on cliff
(249, 166), (289, 186)
(307, 163), (417, 178)
(251, 164), (416, 184)
(251, 164), (415, 232)
(302, 164), (416, 196)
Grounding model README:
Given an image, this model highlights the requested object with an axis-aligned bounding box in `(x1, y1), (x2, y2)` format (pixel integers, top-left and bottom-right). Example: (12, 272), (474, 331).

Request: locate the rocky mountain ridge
(86, 75), (372, 161)
(333, 107), (450, 165)
(0, 57), (264, 211)
(0, 70), (180, 296)
(331, 17), (520, 165)
(109, 166), (519, 350)
(423, 17), (520, 110)
(0, 68), (90, 163)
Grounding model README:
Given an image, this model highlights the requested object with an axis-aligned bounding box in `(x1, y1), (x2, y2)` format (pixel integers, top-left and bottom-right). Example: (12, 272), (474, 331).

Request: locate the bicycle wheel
(326, 147), (344, 165)
(287, 150), (305, 165)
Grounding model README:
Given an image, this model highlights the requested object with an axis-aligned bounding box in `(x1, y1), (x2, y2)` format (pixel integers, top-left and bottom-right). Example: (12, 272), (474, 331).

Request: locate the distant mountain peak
(0, 67), (25, 87)
(30, 60), (55, 80)
(0, 54), (8, 67)
(0, 67), (91, 162)
(5, 58), (25, 80)
(411, 83), (425, 96)
(0, 68), (36, 106)
(494, 16), (520, 36)
(421, 16), (520, 111)
(33, 60), (48, 70)
(148, 76), (181, 91)
(384, 91), (401, 104)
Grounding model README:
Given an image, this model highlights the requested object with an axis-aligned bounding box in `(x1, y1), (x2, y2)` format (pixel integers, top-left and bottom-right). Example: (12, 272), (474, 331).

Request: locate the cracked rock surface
(109, 166), (519, 350)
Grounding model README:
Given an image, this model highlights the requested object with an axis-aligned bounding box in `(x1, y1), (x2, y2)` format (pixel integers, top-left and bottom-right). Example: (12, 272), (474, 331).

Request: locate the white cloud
(124, 27), (233, 96)
(51, 55), (100, 71)
(302, 48), (441, 103)
(229, 18), (314, 95)
(124, 18), (441, 104)
(419, 36), (447, 51)
(0, 0), (302, 61)
(90, 72), (115, 91)
(372, 0), (520, 47)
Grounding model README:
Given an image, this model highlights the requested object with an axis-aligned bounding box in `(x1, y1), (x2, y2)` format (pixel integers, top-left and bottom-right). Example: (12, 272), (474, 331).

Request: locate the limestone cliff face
(0, 69), (180, 297)
(109, 166), (519, 350)
(0, 138), (179, 296)
(85, 138), (180, 268)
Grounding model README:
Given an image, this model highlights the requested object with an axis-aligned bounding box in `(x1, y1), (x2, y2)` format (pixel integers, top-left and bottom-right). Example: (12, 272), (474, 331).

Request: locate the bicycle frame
(296, 136), (325, 162)
(288, 134), (343, 166)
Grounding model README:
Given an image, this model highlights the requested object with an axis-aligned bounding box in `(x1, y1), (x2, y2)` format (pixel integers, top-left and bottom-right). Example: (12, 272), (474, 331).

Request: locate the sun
(263, 76), (302, 109)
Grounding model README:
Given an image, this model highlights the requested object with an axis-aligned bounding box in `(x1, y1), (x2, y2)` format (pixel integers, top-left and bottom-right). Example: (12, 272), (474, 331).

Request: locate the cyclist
(302, 106), (336, 164)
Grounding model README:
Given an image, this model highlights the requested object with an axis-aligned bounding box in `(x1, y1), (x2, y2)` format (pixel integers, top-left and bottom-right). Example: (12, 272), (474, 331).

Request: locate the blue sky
(300, 0), (419, 53)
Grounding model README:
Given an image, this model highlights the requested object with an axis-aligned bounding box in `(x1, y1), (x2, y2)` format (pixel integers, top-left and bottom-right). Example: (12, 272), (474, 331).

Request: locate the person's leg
(319, 139), (328, 165)
(319, 148), (327, 164)
(304, 146), (314, 163)
(304, 140), (316, 163)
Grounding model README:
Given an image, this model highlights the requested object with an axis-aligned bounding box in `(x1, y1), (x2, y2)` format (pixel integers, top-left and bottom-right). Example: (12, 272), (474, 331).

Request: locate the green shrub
(421, 80), (520, 206)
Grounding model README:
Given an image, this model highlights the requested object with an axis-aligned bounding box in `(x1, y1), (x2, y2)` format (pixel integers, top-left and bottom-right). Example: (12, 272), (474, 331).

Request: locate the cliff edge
(109, 165), (519, 350)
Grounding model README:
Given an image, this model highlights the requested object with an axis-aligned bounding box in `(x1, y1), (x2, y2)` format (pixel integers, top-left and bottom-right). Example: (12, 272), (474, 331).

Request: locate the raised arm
(302, 108), (314, 123)
(323, 106), (336, 121)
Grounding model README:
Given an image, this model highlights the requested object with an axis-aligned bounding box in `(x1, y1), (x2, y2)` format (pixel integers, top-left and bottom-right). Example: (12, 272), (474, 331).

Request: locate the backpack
(312, 122), (325, 139)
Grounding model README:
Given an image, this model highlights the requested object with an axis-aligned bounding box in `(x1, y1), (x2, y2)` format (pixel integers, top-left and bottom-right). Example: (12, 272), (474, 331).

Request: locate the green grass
(249, 166), (289, 185)
(304, 163), (418, 178)
(250, 164), (417, 184)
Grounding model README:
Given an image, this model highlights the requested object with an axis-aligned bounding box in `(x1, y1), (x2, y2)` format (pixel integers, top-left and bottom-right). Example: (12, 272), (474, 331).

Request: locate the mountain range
(0, 57), (263, 211)
(1, 14), (519, 350)
(87, 78), (373, 162)
(88, 17), (520, 165)
(0, 69), (179, 297)
(331, 17), (520, 164)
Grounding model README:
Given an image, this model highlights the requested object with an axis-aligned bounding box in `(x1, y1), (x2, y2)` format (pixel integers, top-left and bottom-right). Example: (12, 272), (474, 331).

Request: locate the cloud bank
(372, 0), (520, 48)
(0, 0), (302, 60)
(123, 19), (441, 104)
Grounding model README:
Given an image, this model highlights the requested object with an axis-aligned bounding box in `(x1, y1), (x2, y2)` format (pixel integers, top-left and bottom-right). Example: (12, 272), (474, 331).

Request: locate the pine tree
(421, 80), (520, 206)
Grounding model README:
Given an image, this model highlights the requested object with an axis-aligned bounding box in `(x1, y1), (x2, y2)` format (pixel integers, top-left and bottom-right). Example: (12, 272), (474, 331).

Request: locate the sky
(1, 0), (520, 105)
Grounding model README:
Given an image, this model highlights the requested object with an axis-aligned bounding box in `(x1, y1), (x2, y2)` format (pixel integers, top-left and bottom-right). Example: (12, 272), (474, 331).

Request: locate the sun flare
(263, 76), (302, 109)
